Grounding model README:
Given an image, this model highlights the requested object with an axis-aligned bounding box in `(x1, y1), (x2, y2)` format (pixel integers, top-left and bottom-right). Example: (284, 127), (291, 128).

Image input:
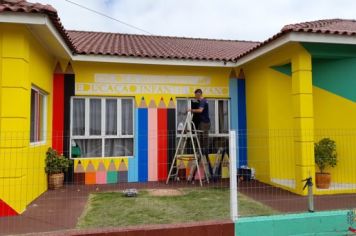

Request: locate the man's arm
(189, 99), (206, 113)
(189, 107), (204, 113)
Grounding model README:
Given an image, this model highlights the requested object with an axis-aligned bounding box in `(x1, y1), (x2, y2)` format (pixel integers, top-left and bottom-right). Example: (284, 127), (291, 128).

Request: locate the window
(71, 97), (134, 158)
(176, 98), (229, 136)
(176, 98), (230, 153)
(30, 87), (47, 143)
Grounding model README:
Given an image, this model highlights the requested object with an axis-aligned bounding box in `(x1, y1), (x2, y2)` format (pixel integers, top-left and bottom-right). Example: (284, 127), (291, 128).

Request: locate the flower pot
(315, 173), (331, 189)
(48, 173), (64, 190)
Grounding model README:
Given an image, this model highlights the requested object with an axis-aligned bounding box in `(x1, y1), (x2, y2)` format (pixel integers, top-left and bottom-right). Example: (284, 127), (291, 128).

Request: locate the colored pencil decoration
(85, 161), (96, 184)
(107, 160), (118, 184)
(96, 161), (107, 184)
(167, 98), (176, 176)
(74, 160), (85, 184)
(148, 99), (158, 181)
(128, 104), (139, 182)
(194, 162), (206, 180)
(157, 98), (167, 181)
(221, 153), (230, 179)
(186, 159), (194, 179)
(118, 159), (128, 183)
(138, 97), (148, 182)
(177, 160), (186, 180)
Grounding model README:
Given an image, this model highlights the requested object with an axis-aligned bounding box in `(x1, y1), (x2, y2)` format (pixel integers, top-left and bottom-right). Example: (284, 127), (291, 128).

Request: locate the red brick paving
(1, 180), (356, 235)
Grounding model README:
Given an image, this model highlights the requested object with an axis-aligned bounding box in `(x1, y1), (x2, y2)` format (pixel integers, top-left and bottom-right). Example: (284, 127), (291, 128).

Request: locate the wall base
(235, 211), (351, 236)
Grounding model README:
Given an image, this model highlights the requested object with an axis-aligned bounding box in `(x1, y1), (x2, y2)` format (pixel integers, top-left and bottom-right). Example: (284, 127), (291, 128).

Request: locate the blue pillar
(237, 78), (247, 167)
(229, 75), (247, 167)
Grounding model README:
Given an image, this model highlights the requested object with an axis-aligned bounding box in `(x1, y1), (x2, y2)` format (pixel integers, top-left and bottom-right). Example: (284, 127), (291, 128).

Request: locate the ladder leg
(166, 115), (190, 184)
(195, 132), (210, 183)
(190, 129), (203, 186)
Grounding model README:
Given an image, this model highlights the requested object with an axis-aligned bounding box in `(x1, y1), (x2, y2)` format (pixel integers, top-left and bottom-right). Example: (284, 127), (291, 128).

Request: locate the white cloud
(30, 0), (356, 41)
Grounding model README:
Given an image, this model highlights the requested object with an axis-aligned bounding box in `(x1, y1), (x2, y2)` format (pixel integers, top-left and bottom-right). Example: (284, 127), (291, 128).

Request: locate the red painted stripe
(52, 73), (64, 153)
(0, 199), (18, 217)
(157, 108), (167, 181)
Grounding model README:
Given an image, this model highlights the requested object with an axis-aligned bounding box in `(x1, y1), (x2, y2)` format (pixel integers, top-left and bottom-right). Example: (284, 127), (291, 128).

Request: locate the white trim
(30, 86), (48, 145)
(117, 99), (121, 136)
(214, 100), (219, 134)
(235, 34), (292, 67)
(29, 140), (46, 147)
(0, 12), (46, 25)
(289, 32), (356, 45)
(43, 15), (72, 57)
(0, 12), (72, 58)
(84, 99), (89, 136)
(229, 130), (238, 221)
(101, 99), (105, 157)
(72, 54), (235, 67)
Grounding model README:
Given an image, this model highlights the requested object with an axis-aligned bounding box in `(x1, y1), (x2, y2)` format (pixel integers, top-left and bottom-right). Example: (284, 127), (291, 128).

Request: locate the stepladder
(166, 112), (210, 186)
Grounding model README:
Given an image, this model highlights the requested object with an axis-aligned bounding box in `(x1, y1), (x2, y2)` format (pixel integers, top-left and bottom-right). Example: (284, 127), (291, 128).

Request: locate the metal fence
(1, 129), (356, 235)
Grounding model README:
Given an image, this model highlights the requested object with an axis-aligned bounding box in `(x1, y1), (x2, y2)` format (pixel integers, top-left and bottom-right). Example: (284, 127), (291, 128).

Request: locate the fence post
(229, 130), (238, 221)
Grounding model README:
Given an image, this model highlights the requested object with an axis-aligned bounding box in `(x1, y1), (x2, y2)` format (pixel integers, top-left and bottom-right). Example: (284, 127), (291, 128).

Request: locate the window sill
(70, 156), (134, 160)
(30, 141), (47, 147)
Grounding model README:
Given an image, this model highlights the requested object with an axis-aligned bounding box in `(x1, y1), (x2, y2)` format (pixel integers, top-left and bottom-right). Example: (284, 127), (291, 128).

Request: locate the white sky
(30, 0), (356, 41)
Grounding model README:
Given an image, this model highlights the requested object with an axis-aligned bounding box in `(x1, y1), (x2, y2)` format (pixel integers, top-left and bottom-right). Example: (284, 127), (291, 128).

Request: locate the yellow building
(0, 1), (356, 216)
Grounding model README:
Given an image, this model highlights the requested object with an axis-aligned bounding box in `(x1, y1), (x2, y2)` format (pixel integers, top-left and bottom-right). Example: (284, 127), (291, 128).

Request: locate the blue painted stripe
(229, 78), (239, 168)
(138, 108), (148, 182)
(128, 109), (139, 182)
(237, 79), (247, 167)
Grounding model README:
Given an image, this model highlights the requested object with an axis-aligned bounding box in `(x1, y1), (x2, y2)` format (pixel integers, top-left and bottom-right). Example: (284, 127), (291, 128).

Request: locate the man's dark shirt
(198, 98), (210, 123)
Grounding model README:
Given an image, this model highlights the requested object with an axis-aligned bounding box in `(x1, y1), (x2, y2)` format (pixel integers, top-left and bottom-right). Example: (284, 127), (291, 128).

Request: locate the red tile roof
(67, 30), (259, 62)
(2, 1), (356, 63)
(238, 19), (356, 59)
(0, 0), (75, 52)
(281, 19), (356, 35)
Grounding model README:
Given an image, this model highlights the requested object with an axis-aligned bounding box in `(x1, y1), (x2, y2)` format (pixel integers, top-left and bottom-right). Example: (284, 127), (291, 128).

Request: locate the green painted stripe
(271, 63), (292, 77)
(235, 210), (350, 236)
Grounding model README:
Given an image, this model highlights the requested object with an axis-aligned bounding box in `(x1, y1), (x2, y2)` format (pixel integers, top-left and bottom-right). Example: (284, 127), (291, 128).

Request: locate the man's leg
(199, 122), (212, 177)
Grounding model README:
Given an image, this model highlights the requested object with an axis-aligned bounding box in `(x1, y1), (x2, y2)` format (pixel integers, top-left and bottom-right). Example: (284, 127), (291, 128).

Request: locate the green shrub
(45, 148), (72, 174)
(314, 138), (337, 173)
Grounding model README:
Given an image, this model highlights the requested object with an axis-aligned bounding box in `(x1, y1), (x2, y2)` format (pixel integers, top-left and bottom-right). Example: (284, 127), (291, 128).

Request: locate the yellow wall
(0, 23), (55, 213)
(72, 61), (231, 105)
(241, 43), (314, 194)
(314, 86), (356, 186)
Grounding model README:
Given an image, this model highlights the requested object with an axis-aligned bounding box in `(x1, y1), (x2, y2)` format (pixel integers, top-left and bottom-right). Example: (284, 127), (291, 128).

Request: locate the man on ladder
(188, 89), (212, 179)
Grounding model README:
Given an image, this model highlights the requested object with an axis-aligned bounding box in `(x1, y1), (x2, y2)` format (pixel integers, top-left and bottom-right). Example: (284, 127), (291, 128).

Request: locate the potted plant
(45, 148), (72, 190)
(314, 138), (337, 189)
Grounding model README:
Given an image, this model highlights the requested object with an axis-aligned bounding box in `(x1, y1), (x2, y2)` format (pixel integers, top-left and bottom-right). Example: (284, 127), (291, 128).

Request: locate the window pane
(30, 89), (45, 142)
(207, 99), (215, 134)
(74, 139), (102, 157)
(90, 99), (101, 135)
(39, 93), (45, 141)
(218, 100), (229, 134)
(30, 89), (36, 142)
(105, 138), (133, 157)
(177, 100), (188, 130)
(73, 98), (85, 136)
(106, 99), (117, 135)
(121, 99), (133, 135)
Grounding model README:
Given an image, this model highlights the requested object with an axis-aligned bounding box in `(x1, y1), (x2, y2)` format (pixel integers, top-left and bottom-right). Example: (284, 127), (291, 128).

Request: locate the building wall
(0, 23), (55, 215)
(71, 61), (232, 184)
(313, 58), (356, 193)
(241, 43), (313, 193)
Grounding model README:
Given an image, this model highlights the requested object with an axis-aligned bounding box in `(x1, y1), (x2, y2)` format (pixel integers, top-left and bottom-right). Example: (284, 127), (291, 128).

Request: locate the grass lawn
(77, 187), (277, 229)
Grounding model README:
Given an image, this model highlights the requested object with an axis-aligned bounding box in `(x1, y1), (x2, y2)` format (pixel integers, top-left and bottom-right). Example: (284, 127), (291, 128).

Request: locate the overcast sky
(30, 0), (356, 41)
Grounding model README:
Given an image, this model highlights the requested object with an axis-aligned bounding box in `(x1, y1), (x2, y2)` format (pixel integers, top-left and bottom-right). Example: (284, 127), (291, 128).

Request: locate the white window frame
(70, 96), (135, 159)
(176, 98), (230, 137)
(30, 86), (47, 146)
